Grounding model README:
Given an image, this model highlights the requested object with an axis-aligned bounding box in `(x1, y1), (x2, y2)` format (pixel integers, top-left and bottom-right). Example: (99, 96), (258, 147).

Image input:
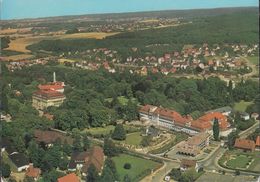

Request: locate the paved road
(239, 121), (259, 139)
(141, 161), (179, 182)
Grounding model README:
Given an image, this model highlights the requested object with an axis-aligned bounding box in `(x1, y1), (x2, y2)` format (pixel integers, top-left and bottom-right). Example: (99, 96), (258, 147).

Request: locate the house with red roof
(32, 72), (66, 110)
(234, 138), (255, 152)
(25, 164), (41, 181)
(255, 136), (260, 151)
(57, 173), (79, 182)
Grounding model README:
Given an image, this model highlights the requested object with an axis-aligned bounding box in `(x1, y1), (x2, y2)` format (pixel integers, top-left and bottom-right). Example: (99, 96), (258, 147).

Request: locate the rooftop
(57, 173), (79, 182)
(9, 153), (29, 168)
(234, 138), (255, 151)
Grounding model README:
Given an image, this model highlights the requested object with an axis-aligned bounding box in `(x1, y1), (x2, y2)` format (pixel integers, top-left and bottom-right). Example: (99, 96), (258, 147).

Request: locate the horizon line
(2, 5), (258, 21)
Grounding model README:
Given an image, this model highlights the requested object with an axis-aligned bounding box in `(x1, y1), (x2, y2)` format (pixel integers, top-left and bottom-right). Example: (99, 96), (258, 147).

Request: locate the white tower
(53, 72), (56, 83)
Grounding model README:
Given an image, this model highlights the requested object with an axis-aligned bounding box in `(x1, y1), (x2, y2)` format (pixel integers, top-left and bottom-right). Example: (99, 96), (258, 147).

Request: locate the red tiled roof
(33, 89), (65, 99)
(82, 146), (104, 173)
(181, 159), (197, 168)
(256, 136), (260, 147)
(25, 165), (41, 178)
(196, 112), (229, 130)
(38, 84), (64, 91)
(191, 120), (211, 130)
(156, 108), (187, 125)
(57, 173), (79, 182)
(234, 139), (255, 151)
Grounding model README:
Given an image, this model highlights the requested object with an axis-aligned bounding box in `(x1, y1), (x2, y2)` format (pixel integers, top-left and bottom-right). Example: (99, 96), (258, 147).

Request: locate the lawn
(233, 100), (253, 112)
(196, 172), (254, 182)
(83, 125), (140, 136)
(247, 56), (259, 65)
(2, 151), (18, 172)
(124, 132), (143, 146)
(226, 155), (251, 168)
(112, 154), (161, 181)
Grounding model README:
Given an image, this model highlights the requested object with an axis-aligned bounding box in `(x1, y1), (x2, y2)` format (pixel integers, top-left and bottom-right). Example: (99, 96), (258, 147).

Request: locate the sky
(1, 0), (259, 20)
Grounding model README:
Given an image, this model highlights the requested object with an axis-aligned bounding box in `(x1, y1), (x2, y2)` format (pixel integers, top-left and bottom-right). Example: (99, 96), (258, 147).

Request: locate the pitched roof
(155, 108), (187, 125)
(38, 83), (64, 91)
(255, 136), (260, 147)
(180, 159), (197, 168)
(187, 132), (210, 146)
(82, 146), (104, 173)
(57, 173), (79, 182)
(195, 112), (229, 130)
(234, 139), (255, 151)
(33, 89), (65, 99)
(34, 130), (73, 145)
(9, 153), (29, 168)
(25, 165), (41, 178)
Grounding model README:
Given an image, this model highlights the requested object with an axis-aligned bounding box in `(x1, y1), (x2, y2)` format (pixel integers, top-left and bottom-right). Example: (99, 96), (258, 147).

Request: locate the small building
(251, 113), (259, 120)
(234, 138), (255, 152)
(1, 137), (18, 155)
(25, 164), (41, 181)
(68, 146), (105, 176)
(255, 136), (260, 151)
(240, 112), (250, 120)
(32, 89), (66, 110)
(180, 159), (199, 172)
(57, 173), (79, 182)
(9, 153), (30, 172)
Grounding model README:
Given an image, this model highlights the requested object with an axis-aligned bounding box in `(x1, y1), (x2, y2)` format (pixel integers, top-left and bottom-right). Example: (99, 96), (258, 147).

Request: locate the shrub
(124, 163), (131, 169)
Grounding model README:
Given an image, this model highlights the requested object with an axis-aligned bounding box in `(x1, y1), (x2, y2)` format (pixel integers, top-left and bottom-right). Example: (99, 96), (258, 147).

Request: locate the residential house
(57, 173), (79, 182)
(9, 153), (30, 172)
(180, 159), (199, 172)
(1, 137), (18, 155)
(234, 138), (255, 152)
(240, 112), (250, 120)
(255, 136), (260, 151)
(68, 146), (104, 176)
(25, 164), (41, 181)
(251, 113), (259, 120)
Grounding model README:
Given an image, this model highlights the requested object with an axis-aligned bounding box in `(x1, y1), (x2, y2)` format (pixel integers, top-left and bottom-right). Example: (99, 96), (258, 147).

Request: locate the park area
(112, 154), (162, 181)
(219, 150), (260, 172)
(83, 124), (139, 137)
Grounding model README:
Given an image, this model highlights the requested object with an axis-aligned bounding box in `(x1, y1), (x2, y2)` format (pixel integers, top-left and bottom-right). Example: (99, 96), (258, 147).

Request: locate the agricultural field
(112, 154), (161, 181)
(4, 32), (119, 53)
(233, 100), (253, 112)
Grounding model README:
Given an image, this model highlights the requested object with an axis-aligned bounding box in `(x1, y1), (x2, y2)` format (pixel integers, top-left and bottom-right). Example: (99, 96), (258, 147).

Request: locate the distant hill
(28, 8), (258, 57)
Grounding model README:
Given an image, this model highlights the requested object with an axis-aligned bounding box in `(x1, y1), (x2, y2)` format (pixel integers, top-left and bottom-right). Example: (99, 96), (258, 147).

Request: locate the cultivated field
(4, 32), (119, 53)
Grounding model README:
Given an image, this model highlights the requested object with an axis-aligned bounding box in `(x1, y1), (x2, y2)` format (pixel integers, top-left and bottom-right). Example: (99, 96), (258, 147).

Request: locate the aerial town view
(0, 0), (259, 182)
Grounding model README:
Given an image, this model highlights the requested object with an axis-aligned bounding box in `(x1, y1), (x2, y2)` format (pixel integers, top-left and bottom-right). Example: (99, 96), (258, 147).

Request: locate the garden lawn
(112, 154), (161, 181)
(226, 155), (251, 168)
(234, 100), (253, 112)
(84, 125), (115, 135)
(124, 132), (143, 146)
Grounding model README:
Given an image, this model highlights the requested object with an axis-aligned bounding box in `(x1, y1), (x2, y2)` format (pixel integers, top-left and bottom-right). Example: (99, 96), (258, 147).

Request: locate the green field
(124, 132), (143, 146)
(112, 154), (161, 181)
(226, 155), (251, 168)
(84, 125), (140, 136)
(247, 56), (259, 65)
(2, 151), (17, 172)
(233, 100), (253, 112)
(196, 172), (255, 182)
